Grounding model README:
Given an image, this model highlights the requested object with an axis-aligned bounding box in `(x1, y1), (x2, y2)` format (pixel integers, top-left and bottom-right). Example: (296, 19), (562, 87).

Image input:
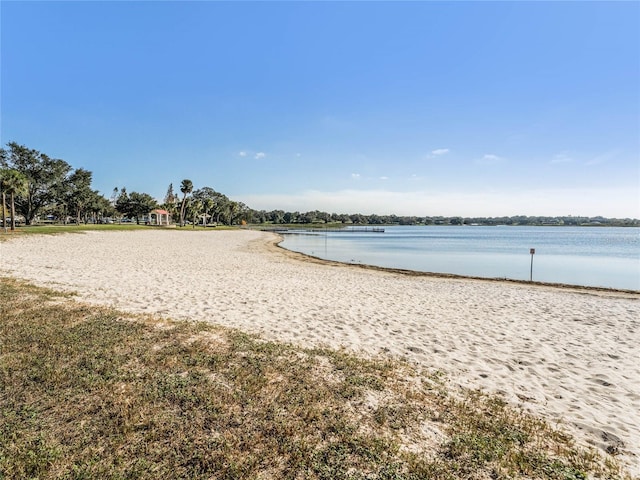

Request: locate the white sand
(2, 229), (639, 474)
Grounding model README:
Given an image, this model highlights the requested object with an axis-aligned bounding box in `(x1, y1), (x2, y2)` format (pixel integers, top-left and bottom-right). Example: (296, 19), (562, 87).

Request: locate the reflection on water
(279, 226), (640, 290)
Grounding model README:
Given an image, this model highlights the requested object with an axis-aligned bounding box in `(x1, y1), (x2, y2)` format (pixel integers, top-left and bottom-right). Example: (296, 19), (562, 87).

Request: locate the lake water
(279, 226), (640, 291)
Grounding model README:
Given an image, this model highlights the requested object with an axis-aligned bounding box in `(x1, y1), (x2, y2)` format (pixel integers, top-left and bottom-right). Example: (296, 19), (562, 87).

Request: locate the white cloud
(351, 173), (361, 179)
(426, 148), (450, 159)
(255, 152), (266, 160)
(239, 151), (247, 157)
(431, 148), (450, 156)
(380, 176), (388, 180)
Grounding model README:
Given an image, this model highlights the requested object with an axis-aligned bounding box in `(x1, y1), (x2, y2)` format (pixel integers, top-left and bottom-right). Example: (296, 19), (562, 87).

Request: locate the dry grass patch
(0, 277), (631, 479)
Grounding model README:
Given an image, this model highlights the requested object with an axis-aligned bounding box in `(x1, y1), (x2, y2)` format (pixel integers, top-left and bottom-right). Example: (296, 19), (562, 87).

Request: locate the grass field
(0, 277), (630, 479)
(0, 223), (148, 235)
(0, 223), (241, 238)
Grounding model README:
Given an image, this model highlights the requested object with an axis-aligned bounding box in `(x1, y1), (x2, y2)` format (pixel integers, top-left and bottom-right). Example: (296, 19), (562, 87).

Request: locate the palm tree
(179, 179), (193, 227)
(202, 197), (214, 226)
(227, 201), (240, 225)
(0, 169), (28, 232)
(189, 199), (203, 228)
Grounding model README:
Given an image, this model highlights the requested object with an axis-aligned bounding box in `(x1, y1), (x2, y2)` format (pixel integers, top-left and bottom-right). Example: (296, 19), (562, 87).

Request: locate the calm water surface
(279, 226), (640, 290)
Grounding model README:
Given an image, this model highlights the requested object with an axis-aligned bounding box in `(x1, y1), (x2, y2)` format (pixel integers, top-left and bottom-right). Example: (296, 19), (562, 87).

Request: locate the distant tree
(268, 210), (285, 224)
(283, 211), (298, 224)
(222, 201), (234, 225)
(202, 197), (214, 225)
(236, 202), (251, 225)
(251, 209), (267, 224)
(65, 168), (94, 224)
(110, 187), (119, 206)
(368, 214), (383, 225)
(315, 211), (331, 223)
(218, 201), (244, 225)
(192, 187), (230, 225)
(160, 183), (179, 221)
(188, 199), (203, 227)
(110, 187), (126, 222)
(399, 216), (418, 225)
(115, 188), (129, 219)
(116, 191), (158, 224)
(0, 142), (72, 225)
(164, 183), (176, 205)
(0, 169), (28, 231)
(350, 214), (367, 224)
(217, 198), (232, 224)
(179, 179), (193, 227)
(300, 211), (314, 224)
(89, 194), (115, 223)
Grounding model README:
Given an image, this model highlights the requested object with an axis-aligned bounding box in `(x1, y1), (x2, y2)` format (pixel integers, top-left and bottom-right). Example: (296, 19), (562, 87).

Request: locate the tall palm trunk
(179, 195), (187, 227)
(10, 192), (16, 231)
(178, 179), (193, 228)
(2, 192), (6, 233)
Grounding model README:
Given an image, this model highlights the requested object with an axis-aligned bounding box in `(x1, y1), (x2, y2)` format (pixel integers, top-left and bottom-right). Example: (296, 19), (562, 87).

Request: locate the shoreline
(265, 232), (640, 299)
(1, 229), (639, 474)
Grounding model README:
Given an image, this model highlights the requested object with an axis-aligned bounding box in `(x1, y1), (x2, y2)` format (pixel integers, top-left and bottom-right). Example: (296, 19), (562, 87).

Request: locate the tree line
(0, 143), (253, 230)
(247, 211), (638, 227)
(0, 143), (109, 230)
(1, 142), (637, 231)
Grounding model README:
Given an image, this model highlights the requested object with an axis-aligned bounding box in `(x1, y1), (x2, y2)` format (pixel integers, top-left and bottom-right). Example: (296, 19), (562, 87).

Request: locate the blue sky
(2, 1), (639, 217)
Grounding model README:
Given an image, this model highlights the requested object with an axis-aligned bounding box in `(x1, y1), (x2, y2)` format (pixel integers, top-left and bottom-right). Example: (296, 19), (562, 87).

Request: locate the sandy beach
(2, 229), (639, 475)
